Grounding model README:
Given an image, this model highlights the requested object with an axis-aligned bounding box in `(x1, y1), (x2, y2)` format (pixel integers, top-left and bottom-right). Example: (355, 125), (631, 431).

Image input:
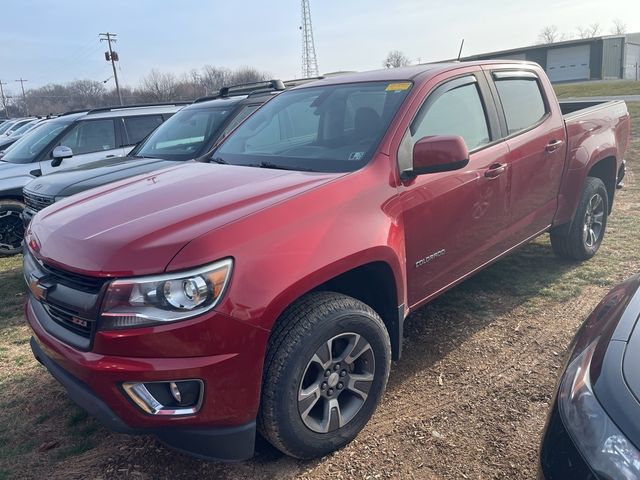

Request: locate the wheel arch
(262, 251), (406, 361)
(587, 156), (617, 212)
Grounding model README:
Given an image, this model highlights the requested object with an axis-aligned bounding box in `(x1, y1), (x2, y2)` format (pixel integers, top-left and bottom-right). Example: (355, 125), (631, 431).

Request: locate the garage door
(546, 45), (591, 82)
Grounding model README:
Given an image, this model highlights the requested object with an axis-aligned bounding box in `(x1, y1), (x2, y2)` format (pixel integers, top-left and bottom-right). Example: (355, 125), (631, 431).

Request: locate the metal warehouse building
(463, 33), (640, 82)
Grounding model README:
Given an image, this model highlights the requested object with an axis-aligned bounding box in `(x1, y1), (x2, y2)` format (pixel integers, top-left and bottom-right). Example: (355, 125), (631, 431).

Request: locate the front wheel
(258, 292), (391, 459)
(0, 200), (25, 256)
(550, 177), (608, 261)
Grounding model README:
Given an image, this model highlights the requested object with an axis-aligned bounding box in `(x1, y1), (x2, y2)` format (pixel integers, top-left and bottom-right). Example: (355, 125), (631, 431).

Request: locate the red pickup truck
(24, 61), (630, 461)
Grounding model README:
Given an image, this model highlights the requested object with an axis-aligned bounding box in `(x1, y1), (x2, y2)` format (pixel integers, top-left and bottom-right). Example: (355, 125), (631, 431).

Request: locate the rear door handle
(105, 155), (116, 158)
(545, 139), (564, 153)
(484, 163), (507, 178)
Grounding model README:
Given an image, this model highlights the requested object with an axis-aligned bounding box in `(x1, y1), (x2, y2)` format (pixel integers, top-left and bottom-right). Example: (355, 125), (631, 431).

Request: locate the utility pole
(0, 81), (8, 118)
(15, 78), (28, 116)
(99, 32), (123, 105)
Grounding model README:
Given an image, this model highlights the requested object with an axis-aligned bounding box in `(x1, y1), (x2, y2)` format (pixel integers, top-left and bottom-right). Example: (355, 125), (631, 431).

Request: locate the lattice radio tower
(300, 0), (319, 78)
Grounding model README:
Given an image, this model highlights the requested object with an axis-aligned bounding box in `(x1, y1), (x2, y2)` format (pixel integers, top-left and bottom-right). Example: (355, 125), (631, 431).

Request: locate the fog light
(169, 382), (182, 403)
(122, 379), (203, 416)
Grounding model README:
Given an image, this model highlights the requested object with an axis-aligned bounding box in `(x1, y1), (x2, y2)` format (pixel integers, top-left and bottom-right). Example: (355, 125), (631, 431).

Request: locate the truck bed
(559, 99), (626, 118)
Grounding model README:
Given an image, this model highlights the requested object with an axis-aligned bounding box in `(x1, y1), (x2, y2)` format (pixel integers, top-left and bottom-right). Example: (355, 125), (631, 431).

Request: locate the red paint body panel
(24, 61), (631, 439)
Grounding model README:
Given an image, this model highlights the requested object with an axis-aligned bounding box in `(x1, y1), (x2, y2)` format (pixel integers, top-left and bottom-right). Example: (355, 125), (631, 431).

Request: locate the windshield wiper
(210, 156), (229, 164)
(256, 161), (316, 172)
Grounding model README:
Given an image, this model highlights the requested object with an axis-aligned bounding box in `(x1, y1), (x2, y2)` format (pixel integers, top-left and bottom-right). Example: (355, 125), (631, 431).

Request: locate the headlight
(100, 258), (232, 329)
(559, 340), (640, 478)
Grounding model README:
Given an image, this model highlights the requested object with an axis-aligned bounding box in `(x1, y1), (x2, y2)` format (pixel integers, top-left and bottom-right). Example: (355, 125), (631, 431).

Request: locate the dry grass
(0, 101), (638, 479)
(554, 80), (640, 98)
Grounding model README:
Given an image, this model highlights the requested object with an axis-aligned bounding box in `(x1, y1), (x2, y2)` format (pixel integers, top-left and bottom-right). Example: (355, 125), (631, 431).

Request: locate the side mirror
(402, 135), (469, 178)
(51, 146), (73, 167)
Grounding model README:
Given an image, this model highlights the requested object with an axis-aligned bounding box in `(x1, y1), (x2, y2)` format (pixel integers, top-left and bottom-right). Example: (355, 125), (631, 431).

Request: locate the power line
(15, 78), (28, 115)
(300, 0), (319, 78)
(99, 32), (123, 105)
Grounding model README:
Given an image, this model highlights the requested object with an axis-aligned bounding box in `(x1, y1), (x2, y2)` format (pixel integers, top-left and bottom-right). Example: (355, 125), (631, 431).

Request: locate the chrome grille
(23, 191), (54, 213)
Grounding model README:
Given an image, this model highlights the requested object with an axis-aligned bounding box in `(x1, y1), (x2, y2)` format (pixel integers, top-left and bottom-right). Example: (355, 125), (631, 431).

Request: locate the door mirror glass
(51, 145), (73, 167)
(404, 135), (469, 178)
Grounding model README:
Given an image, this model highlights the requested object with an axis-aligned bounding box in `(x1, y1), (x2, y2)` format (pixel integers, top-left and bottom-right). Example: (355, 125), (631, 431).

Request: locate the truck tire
(0, 200), (25, 257)
(550, 177), (608, 261)
(258, 291), (391, 459)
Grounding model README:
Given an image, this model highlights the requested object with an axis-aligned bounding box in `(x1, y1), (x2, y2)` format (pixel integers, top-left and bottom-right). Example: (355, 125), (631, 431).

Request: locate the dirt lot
(1, 101), (638, 480)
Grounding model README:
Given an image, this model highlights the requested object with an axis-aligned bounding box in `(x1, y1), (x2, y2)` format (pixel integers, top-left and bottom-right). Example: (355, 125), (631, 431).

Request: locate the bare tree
(611, 18), (627, 35)
(384, 50), (411, 68)
(538, 25), (563, 44)
(228, 66), (270, 85)
(578, 23), (602, 39)
(200, 66), (232, 94)
(139, 70), (180, 102)
(13, 65), (273, 115)
(68, 80), (106, 108)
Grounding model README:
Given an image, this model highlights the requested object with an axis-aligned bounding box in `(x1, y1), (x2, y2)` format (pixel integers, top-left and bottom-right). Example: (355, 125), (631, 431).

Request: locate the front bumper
(30, 337), (256, 461)
(26, 294), (270, 461)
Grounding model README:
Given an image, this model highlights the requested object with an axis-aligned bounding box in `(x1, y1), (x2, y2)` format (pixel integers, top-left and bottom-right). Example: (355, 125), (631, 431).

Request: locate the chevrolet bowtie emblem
(28, 275), (49, 301)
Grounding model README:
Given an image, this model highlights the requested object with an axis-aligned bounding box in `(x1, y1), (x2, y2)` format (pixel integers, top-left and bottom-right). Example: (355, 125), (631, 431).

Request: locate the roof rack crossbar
(282, 76), (326, 87)
(60, 109), (91, 116)
(194, 79), (286, 103)
(86, 101), (190, 114)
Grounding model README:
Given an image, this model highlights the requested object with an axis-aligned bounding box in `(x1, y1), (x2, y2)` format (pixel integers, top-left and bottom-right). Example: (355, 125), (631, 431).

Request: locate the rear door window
(494, 78), (547, 135)
(57, 119), (117, 155)
(123, 115), (164, 145)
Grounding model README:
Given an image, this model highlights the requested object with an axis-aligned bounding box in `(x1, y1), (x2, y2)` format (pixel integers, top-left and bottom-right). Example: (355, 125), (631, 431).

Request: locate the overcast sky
(1, 0), (639, 93)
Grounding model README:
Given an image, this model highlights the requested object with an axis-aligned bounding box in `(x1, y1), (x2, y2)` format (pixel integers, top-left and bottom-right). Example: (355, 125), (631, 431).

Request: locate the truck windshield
(132, 107), (234, 161)
(1, 121), (69, 164)
(212, 81), (412, 172)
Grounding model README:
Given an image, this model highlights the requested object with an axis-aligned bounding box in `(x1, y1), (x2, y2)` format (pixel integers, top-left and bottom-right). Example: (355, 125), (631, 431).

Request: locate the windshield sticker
(385, 82), (412, 92)
(348, 152), (365, 161)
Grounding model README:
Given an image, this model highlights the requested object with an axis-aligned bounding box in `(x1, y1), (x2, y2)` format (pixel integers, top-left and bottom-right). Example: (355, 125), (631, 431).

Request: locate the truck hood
(25, 156), (175, 197)
(29, 162), (341, 276)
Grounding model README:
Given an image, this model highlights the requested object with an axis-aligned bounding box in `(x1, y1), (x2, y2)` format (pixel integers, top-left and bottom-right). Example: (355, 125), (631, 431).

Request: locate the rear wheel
(0, 200), (25, 256)
(550, 177), (608, 261)
(258, 292), (391, 459)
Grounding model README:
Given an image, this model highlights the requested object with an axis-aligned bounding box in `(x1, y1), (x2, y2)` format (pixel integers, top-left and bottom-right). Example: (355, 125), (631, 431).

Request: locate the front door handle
(484, 163), (507, 178)
(545, 139), (564, 153)
(105, 155), (116, 158)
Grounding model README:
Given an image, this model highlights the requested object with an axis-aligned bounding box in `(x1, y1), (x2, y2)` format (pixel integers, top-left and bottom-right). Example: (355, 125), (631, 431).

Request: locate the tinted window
(221, 104), (261, 136)
(214, 81), (412, 173)
(124, 115), (164, 145)
(57, 119), (116, 155)
(411, 81), (490, 151)
(1, 121), (70, 164)
(495, 78), (547, 134)
(133, 107), (234, 161)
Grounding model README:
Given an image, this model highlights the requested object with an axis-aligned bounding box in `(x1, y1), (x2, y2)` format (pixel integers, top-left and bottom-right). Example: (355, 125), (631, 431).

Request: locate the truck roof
(293, 60), (540, 88)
